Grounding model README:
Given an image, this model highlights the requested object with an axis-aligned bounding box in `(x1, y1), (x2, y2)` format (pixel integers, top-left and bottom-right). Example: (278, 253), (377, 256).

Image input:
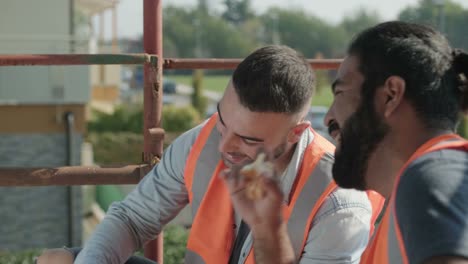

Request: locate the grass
(312, 88), (333, 107)
(168, 74), (231, 93)
(168, 74), (334, 107)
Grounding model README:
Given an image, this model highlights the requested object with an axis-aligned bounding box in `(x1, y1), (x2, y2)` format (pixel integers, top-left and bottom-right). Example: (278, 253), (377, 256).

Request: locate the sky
(97, 0), (468, 40)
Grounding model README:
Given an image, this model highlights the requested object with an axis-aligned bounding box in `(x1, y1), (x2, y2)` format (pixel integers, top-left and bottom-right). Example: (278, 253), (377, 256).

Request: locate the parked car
(133, 68), (177, 94)
(163, 79), (177, 94)
(306, 106), (334, 143)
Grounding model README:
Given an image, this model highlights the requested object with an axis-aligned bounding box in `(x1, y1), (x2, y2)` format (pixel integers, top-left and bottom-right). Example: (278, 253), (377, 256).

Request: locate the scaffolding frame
(0, 0), (342, 262)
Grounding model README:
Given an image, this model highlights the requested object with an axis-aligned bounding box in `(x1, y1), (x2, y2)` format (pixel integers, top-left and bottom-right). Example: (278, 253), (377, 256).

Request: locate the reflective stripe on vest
(286, 132), (338, 258)
(184, 113), (220, 205)
(360, 134), (468, 264)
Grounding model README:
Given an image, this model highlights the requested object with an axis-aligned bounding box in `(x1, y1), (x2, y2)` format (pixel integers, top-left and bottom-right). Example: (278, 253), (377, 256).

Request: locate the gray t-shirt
(396, 148), (468, 264)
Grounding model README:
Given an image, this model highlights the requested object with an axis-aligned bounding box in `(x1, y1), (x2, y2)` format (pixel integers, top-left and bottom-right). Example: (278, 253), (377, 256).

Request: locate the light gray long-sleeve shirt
(75, 122), (372, 264)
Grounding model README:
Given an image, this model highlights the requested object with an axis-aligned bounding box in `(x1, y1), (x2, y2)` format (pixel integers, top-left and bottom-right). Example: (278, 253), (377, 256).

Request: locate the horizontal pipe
(149, 127), (165, 141)
(0, 164), (152, 186)
(0, 54), (156, 66)
(163, 58), (342, 70)
(0, 55), (341, 70)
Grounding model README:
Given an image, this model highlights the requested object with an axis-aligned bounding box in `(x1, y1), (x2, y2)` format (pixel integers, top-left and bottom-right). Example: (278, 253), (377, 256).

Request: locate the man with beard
(36, 45), (382, 264)
(222, 21), (468, 264)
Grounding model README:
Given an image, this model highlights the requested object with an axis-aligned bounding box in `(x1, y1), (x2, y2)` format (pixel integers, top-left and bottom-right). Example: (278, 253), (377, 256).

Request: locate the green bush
(87, 131), (183, 165)
(87, 103), (201, 165)
(162, 105), (201, 132)
(88, 104), (201, 134)
(0, 225), (188, 264)
(88, 105), (143, 133)
(163, 225), (189, 264)
(191, 69), (208, 115)
(87, 132), (143, 165)
(0, 249), (42, 264)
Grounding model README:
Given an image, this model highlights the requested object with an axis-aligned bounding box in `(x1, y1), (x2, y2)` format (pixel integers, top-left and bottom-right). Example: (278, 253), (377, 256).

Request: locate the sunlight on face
(216, 82), (298, 167)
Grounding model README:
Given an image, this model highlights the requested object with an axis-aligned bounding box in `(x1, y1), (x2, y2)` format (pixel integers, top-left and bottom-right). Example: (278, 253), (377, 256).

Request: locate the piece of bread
(240, 153), (274, 200)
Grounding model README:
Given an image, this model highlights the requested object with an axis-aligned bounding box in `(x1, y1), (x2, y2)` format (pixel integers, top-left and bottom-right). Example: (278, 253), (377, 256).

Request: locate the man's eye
(243, 138), (260, 145)
(334, 90), (343, 96)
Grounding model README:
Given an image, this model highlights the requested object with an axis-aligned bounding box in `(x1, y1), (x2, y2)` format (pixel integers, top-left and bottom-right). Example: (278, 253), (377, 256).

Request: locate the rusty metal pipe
(143, 0), (164, 263)
(0, 54), (155, 66)
(163, 58), (343, 70)
(0, 165), (151, 186)
(0, 55), (341, 70)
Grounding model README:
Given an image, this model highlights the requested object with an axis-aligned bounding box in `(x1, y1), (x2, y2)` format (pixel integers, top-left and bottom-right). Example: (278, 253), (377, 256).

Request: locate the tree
(163, 6), (198, 57)
(198, 0), (210, 15)
(222, 0), (254, 25)
(340, 8), (381, 39)
(191, 69), (208, 115)
(398, 0), (468, 138)
(261, 8), (348, 58)
(200, 14), (256, 58)
(162, 5), (256, 59)
(398, 0), (468, 51)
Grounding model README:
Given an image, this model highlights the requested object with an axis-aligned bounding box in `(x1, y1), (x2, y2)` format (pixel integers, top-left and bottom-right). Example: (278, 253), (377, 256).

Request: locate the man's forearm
(252, 222), (295, 264)
(75, 211), (141, 264)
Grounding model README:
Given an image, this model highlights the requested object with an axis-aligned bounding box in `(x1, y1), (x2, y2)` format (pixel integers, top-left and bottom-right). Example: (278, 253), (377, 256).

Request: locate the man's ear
(377, 76), (406, 118)
(287, 122), (310, 143)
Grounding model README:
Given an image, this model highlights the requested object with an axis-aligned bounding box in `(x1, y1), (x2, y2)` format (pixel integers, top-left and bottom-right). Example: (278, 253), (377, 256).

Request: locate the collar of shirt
(279, 129), (314, 204)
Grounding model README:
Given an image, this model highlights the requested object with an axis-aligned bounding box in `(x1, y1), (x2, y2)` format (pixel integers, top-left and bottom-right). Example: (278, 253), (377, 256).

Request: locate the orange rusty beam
(0, 54), (155, 66)
(0, 165), (151, 186)
(143, 0), (164, 263)
(0, 55), (341, 70)
(163, 58), (343, 70)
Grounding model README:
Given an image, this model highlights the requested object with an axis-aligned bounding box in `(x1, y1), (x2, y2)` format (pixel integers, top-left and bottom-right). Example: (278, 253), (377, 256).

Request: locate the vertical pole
(112, 4), (118, 53)
(68, 0), (76, 246)
(69, 0), (75, 53)
(143, 0), (164, 263)
(64, 112), (75, 247)
(99, 12), (105, 83)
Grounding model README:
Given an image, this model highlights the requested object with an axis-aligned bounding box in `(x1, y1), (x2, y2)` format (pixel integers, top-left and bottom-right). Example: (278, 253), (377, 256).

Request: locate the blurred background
(0, 0), (467, 263)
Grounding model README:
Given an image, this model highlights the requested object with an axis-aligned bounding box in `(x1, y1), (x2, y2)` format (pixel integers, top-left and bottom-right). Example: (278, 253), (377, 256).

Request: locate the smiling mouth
(328, 122), (340, 142)
(330, 130), (341, 143)
(222, 153), (248, 165)
(330, 130), (339, 140)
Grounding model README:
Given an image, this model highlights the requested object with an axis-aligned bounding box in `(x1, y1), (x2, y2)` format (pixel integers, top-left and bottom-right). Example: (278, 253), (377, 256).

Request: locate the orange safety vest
(360, 134), (468, 264)
(184, 114), (384, 264)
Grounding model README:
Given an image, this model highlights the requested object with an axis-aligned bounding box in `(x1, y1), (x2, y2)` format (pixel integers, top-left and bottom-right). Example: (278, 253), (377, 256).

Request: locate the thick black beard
(332, 90), (390, 191)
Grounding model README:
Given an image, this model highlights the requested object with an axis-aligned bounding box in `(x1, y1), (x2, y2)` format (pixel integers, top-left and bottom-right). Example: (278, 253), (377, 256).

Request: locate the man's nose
(324, 104), (335, 127)
(218, 131), (239, 154)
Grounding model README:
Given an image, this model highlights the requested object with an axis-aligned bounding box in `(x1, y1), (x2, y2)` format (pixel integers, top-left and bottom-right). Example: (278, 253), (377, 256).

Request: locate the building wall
(0, 66), (90, 104)
(0, 105), (86, 249)
(0, 0), (88, 250)
(0, 0), (68, 36)
(0, 134), (83, 249)
(0, 0), (90, 104)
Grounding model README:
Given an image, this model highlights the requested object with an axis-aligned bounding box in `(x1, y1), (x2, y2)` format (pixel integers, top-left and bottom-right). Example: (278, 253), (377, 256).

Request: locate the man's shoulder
(395, 148), (468, 264)
(165, 119), (207, 150)
(399, 148), (468, 194)
(327, 187), (371, 212)
(313, 187), (371, 225)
